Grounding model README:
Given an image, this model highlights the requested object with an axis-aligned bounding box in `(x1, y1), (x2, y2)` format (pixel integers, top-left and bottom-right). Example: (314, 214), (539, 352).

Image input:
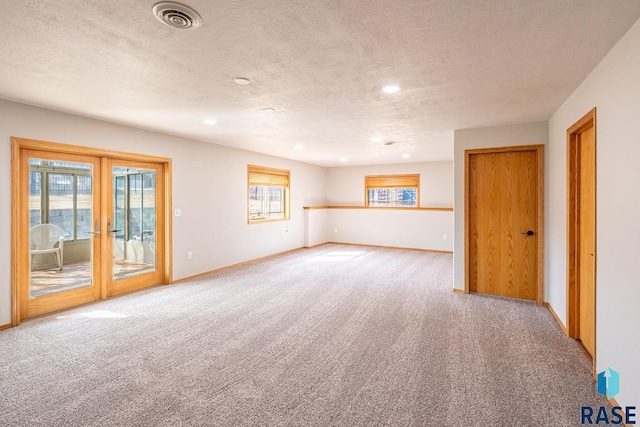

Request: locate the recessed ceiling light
(203, 119), (217, 125)
(371, 136), (382, 142)
(340, 158), (348, 163)
(234, 77), (251, 85)
(382, 85), (400, 94)
(294, 144), (303, 150)
(262, 107), (276, 112)
(402, 153), (410, 159)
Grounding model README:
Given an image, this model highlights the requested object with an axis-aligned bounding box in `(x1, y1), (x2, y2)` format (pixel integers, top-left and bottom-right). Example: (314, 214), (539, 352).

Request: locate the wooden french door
(105, 159), (164, 297)
(19, 149), (102, 318)
(12, 138), (170, 323)
(465, 145), (544, 303)
(567, 108), (597, 361)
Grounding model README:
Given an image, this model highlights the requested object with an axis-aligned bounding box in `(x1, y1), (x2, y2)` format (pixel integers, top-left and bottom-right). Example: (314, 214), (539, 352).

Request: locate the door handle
(521, 230), (534, 236)
(107, 219), (121, 234)
(86, 219), (100, 237)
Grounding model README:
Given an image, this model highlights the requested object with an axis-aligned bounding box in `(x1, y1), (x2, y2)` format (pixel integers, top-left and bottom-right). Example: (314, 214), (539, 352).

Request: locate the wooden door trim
(100, 157), (109, 300)
(566, 108), (597, 369)
(11, 137), (171, 163)
(10, 137), (173, 325)
(11, 138), (22, 326)
(464, 144), (545, 305)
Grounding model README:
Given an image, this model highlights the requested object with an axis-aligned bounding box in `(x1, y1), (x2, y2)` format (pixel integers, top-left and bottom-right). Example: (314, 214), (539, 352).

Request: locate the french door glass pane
(112, 166), (157, 280)
(29, 171), (42, 228)
(48, 173), (74, 238)
(77, 175), (93, 239)
(29, 158), (93, 298)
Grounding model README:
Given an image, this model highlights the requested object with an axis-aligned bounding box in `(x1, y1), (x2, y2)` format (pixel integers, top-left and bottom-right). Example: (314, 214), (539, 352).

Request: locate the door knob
(521, 230), (534, 236)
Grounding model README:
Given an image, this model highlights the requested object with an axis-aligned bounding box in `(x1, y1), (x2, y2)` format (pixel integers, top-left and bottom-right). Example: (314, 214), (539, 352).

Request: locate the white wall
(548, 17), (640, 408)
(322, 162), (454, 251)
(327, 209), (453, 252)
(0, 99), (326, 325)
(453, 122), (549, 291)
(304, 209), (329, 247)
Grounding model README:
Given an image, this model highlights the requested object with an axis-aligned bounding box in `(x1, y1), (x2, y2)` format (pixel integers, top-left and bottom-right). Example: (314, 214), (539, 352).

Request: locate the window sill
(248, 217), (290, 224)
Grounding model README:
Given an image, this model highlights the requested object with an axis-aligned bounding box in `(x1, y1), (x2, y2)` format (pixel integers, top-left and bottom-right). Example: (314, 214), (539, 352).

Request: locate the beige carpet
(0, 244), (608, 426)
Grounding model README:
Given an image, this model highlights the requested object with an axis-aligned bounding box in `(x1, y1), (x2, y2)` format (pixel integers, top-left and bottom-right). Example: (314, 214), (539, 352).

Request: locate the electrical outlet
(175, 209), (182, 217)
(334, 228), (338, 233)
(443, 234), (448, 240)
(187, 251), (192, 260)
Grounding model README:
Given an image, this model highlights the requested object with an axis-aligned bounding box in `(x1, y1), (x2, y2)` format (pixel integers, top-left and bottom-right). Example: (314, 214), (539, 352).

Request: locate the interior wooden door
(105, 159), (165, 297)
(577, 126), (596, 358)
(467, 146), (542, 302)
(20, 149), (102, 319)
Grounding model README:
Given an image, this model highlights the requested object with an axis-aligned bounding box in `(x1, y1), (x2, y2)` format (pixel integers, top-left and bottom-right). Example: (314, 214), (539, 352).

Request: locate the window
(365, 174), (419, 207)
(248, 165), (290, 222)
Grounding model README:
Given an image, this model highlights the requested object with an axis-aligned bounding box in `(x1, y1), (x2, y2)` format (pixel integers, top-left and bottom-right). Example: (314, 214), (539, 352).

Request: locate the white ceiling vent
(152, 2), (202, 30)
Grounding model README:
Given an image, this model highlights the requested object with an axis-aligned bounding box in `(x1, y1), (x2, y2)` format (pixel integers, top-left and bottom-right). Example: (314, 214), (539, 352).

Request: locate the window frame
(247, 164), (290, 223)
(364, 174), (420, 208)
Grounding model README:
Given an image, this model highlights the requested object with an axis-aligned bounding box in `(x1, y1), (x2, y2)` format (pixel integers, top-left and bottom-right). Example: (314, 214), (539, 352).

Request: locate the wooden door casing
(567, 108), (597, 364)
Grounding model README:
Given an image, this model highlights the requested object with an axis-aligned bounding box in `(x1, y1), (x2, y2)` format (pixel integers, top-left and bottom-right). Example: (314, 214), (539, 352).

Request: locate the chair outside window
(30, 224), (66, 271)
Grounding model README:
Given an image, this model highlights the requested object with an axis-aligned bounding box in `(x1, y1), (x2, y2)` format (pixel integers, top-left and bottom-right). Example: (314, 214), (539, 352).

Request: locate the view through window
(29, 159), (92, 240)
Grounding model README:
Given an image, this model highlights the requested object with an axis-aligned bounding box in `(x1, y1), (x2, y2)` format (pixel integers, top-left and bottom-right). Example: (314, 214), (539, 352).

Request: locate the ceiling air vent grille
(153, 2), (202, 30)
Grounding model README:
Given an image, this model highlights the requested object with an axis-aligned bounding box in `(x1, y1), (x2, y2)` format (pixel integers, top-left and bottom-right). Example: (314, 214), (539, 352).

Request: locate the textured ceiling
(1, 1), (640, 166)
